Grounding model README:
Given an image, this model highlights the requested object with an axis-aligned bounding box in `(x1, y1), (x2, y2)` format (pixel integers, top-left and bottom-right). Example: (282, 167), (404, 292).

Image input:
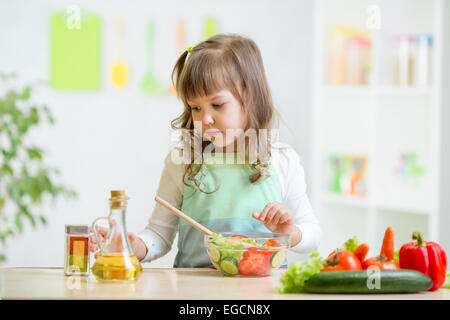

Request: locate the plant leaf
(0, 79), (77, 263)
(0, 163), (13, 176)
(29, 106), (40, 126)
(24, 211), (36, 228)
(21, 86), (31, 101)
(15, 213), (23, 233)
(42, 105), (55, 125)
(39, 215), (47, 225)
(26, 148), (43, 160)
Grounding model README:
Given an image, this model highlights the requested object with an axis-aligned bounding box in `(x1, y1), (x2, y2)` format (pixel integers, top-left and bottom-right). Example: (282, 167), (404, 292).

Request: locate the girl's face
(187, 89), (247, 150)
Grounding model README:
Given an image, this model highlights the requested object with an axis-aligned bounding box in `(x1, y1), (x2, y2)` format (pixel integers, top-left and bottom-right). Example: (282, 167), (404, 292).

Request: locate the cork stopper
(109, 190), (129, 209)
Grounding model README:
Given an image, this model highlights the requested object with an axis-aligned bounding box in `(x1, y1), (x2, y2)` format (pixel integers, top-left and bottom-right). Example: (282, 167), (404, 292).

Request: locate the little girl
(91, 34), (322, 268)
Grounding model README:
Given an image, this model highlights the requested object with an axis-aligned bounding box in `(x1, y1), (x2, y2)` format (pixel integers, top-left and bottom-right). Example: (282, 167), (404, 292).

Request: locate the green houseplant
(0, 73), (77, 262)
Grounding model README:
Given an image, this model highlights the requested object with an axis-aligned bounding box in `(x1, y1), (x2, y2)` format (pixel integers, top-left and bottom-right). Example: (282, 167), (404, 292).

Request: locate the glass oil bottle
(91, 190), (142, 283)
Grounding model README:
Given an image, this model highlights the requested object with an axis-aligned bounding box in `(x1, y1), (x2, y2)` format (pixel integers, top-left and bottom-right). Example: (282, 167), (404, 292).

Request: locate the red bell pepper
(238, 247), (272, 276)
(231, 234), (248, 239)
(265, 238), (281, 247)
(399, 232), (447, 291)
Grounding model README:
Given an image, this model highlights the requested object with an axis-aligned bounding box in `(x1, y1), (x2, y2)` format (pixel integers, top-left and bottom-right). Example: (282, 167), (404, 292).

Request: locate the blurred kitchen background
(0, 0), (449, 268)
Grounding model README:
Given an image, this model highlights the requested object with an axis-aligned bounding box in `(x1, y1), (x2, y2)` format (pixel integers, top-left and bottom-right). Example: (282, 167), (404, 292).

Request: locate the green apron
(175, 152), (283, 267)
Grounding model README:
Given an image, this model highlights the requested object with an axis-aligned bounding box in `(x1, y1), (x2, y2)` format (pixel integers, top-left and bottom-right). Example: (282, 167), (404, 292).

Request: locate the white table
(1, 267), (449, 300)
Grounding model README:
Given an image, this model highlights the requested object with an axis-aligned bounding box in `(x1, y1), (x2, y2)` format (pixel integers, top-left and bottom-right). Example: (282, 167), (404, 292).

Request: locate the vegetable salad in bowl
(204, 232), (291, 276)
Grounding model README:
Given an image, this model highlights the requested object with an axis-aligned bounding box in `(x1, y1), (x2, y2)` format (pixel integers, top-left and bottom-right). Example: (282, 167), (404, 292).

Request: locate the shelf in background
(321, 193), (369, 208)
(313, 0), (445, 257)
(320, 85), (434, 97)
(375, 202), (430, 216)
(320, 193), (431, 215)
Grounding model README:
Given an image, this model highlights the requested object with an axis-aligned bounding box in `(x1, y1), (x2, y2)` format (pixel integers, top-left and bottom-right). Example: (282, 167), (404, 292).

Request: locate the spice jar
(346, 36), (371, 85)
(395, 35), (415, 86)
(329, 26), (372, 85)
(414, 35), (433, 87)
(64, 225), (90, 276)
(329, 26), (348, 85)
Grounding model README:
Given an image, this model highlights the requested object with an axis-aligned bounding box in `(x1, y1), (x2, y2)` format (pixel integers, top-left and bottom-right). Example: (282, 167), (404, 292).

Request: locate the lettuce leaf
(207, 233), (263, 248)
(278, 249), (325, 293)
(206, 233), (264, 262)
(341, 236), (358, 252)
(394, 250), (400, 264)
(442, 272), (450, 289)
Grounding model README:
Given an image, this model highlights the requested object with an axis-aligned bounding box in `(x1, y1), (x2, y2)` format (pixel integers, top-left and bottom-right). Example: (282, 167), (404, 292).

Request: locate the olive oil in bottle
(91, 190), (143, 283)
(92, 253), (142, 282)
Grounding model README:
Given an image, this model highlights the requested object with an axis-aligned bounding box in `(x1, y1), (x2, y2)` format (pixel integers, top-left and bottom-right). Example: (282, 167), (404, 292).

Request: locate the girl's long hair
(171, 34), (280, 194)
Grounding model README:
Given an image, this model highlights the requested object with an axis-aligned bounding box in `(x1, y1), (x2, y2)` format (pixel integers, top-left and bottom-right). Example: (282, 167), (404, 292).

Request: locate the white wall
(439, 0), (450, 254)
(0, 0), (314, 267)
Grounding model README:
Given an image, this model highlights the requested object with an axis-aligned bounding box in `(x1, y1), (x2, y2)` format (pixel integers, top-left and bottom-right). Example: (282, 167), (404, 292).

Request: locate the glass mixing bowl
(204, 231), (291, 277)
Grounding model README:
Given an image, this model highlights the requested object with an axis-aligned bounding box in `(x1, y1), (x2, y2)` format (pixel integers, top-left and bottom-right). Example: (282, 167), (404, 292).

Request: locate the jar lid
(65, 225), (89, 235)
(395, 35), (415, 43)
(414, 34), (433, 45)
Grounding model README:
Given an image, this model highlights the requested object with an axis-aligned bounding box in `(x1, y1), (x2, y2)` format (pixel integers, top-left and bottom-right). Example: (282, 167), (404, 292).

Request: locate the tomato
(265, 238), (282, 247)
(238, 247), (272, 276)
(322, 250), (362, 272)
(232, 234), (248, 239)
(362, 255), (400, 270)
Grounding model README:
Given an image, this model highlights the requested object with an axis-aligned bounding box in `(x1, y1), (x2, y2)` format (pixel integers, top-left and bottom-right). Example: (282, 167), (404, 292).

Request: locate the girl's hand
(252, 202), (302, 247)
(252, 202), (295, 234)
(89, 226), (147, 260)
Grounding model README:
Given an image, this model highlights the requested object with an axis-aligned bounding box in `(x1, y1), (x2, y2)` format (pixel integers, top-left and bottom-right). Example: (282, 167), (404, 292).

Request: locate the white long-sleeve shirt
(138, 142), (322, 264)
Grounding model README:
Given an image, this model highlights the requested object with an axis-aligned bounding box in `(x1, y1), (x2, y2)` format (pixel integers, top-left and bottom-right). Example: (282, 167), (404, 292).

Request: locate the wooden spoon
(154, 195), (213, 236)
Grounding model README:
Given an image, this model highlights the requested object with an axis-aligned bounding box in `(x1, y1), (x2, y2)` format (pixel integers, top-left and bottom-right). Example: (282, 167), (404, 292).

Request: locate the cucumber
(270, 250), (286, 268)
(220, 257), (239, 275)
(304, 270), (432, 294)
(208, 247), (221, 263)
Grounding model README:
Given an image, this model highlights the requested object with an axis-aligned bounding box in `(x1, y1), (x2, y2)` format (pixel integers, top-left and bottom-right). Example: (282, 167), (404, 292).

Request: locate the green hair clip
(187, 46), (194, 53)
